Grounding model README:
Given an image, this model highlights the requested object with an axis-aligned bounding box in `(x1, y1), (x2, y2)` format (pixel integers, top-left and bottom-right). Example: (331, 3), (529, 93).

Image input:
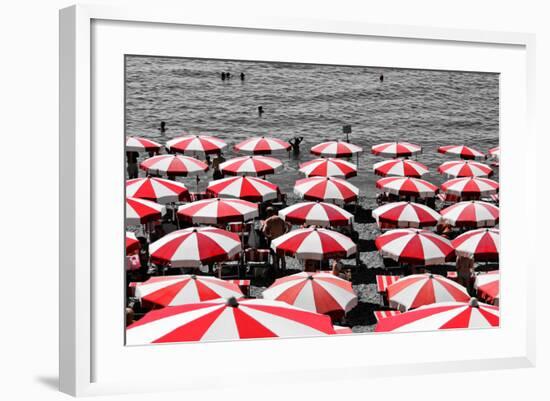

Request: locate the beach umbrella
(126, 297), (337, 344)
(234, 136), (291, 155)
(438, 145), (485, 160)
(371, 142), (422, 157)
(299, 158), (357, 178)
(135, 274), (243, 307)
(375, 299), (499, 332)
(126, 197), (166, 225)
(126, 231), (140, 255)
(373, 158), (428, 178)
(376, 177), (438, 198)
(452, 228), (500, 262)
(139, 154), (208, 177)
(149, 227), (241, 268)
(278, 201), (354, 227)
(294, 177), (359, 204)
(474, 271), (499, 304)
(271, 227), (357, 261)
(441, 177), (499, 198)
(386, 273), (470, 311)
(177, 198), (258, 225)
(126, 177), (190, 203)
(372, 201), (441, 228)
(219, 155), (283, 177)
(375, 228), (455, 265)
(333, 326), (353, 334)
(310, 141), (363, 158)
(437, 160), (493, 178)
(126, 136), (162, 153)
(165, 135), (227, 155)
(206, 176), (279, 202)
(440, 201), (499, 228)
(488, 146), (500, 159)
(262, 272), (358, 315)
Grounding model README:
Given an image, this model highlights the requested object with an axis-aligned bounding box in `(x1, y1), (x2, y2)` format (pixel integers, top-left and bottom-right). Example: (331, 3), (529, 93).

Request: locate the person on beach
(240, 72), (245, 81)
(258, 106), (264, 117)
(212, 165), (223, 181)
(262, 207), (289, 271)
(221, 72), (226, 81)
(456, 255), (475, 293)
(288, 136), (304, 155)
(126, 151), (139, 179)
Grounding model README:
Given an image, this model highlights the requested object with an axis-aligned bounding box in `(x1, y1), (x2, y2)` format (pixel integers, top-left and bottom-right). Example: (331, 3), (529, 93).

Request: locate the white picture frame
(59, 4), (536, 397)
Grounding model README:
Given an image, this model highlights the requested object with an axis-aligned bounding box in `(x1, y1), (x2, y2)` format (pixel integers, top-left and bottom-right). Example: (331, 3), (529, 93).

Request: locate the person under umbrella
(261, 207), (291, 271)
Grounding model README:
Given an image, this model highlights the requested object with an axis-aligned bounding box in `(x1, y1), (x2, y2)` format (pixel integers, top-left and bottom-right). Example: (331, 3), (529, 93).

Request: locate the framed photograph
(59, 4), (536, 397)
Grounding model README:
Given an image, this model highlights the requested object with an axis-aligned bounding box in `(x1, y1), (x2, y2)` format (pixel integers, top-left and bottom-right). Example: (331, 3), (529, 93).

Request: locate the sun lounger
(374, 310), (402, 322)
(227, 279), (251, 297)
(376, 274), (402, 306)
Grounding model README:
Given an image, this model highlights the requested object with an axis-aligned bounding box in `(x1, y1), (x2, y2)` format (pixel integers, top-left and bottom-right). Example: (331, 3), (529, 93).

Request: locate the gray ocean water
(125, 56), (499, 198)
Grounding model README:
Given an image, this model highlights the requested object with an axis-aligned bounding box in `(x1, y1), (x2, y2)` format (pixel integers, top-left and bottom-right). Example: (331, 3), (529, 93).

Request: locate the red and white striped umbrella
(126, 231), (140, 254)
(438, 145), (485, 160)
(278, 201), (354, 227)
(177, 198), (258, 224)
(310, 141), (363, 158)
(371, 142), (422, 157)
(126, 297), (336, 344)
(333, 325), (353, 334)
(375, 228), (455, 265)
(126, 197), (166, 225)
(140, 155), (208, 177)
(219, 155), (283, 176)
(488, 146), (500, 159)
(262, 272), (358, 315)
(299, 158), (357, 178)
(149, 227), (241, 267)
(452, 228), (500, 262)
(440, 201), (499, 228)
(376, 177), (438, 198)
(126, 137), (162, 153)
(438, 160), (493, 178)
(373, 158), (428, 178)
(441, 177), (499, 198)
(165, 135), (227, 155)
(386, 273), (470, 311)
(474, 271), (499, 304)
(206, 176), (279, 202)
(126, 177), (190, 203)
(294, 177), (359, 204)
(372, 201), (441, 228)
(135, 275), (243, 307)
(271, 227), (357, 261)
(234, 136), (291, 155)
(375, 299), (499, 332)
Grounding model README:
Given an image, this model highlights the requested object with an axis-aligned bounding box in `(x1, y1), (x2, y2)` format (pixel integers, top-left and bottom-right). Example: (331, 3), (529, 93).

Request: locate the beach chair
(446, 271), (458, 280)
(227, 279), (251, 297)
(244, 248), (272, 279)
(376, 274), (402, 306)
(373, 310), (402, 323)
(217, 252), (242, 279)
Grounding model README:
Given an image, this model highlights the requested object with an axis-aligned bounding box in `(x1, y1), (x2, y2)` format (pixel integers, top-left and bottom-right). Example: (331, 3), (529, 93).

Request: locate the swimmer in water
(380, 74), (384, 82)
(158, 121), (167, 135)
(288, 136), (304, 155)
(258, 106), (264, 117)
(221, 72), (226, 81)
(240, 72), (245, 81)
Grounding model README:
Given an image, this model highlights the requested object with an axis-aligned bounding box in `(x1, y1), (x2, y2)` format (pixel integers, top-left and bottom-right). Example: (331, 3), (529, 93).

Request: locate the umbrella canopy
(278, 201), (354, 227)
(126, 197), (166, 225)
(371, 142), (422, 157)
(234, 136), (291, 155)
(437, 145), (485, 160)
(375, 228), (455, 265)
(474, 271), (499, 304)
(271, 227), (357, 261)
(440, 201), (499, 228)
(373, 158), (428, 178)
(139, 155), (208, 177)
(386, 273), (470, 311)
(441, 177), (499, 198)
(375, 299), (499, 332)
(372, 201), (441, 228)
(206, 176), (279, 202)
(126, 177), (190, 203)
(126, 136), (162, 153)
(310, 141), (363, 158)
(299, 158), (357, 178)
(135, 275), (243, 307)
(488, 146), (500, 159)
(126, 297), (336, 344)
(262, 272), (358, 315)
(126, 231), (140, 255)
(452, 228), (500, 262)
(438, 160), (493, 178)
(219, 155), (283, 177)
(294, 177), (359, 204)
(177, 198), (258, 224)
(165, 135), (227, 155)
(376, 177), (438, 198)
(149, 227), (241, 267)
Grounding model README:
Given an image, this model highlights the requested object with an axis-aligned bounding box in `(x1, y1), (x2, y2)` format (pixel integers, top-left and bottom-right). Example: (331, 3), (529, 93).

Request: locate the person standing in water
(258, 106), (264, 117)
(158, 121), (167, 135)
(240, 72), (245, 81)
(379, 73), (384, 82)
(288, 136), (304, 155)
(226, 72), (231, 79)
(221, 72), (226, 81)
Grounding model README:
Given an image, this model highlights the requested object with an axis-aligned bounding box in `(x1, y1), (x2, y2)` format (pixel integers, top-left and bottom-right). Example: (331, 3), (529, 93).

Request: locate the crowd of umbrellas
(125, 134), (500, 344)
